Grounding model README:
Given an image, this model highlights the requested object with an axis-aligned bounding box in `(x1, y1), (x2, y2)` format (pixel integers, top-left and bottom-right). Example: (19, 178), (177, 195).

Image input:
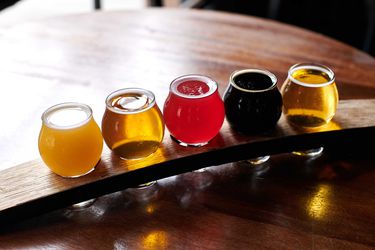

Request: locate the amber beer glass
(38, 102), (103, 177)
(102, 88), (165, 160)
(281, 63), (339, 156)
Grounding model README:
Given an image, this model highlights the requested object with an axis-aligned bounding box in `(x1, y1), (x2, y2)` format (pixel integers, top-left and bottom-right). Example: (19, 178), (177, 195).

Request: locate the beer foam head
(42, 103), (92, 129)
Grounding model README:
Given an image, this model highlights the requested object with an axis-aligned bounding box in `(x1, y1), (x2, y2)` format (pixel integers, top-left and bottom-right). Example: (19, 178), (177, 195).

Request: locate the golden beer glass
(102, 88), (165, 188)
(281, 63), (339, 156)
(38, 102), (103, 209)
(102, 88), (165, 160)
(38, 102), (103, 178)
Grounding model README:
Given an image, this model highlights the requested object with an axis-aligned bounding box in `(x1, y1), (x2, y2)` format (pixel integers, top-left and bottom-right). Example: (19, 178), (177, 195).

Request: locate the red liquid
(163, 80), (225, 145)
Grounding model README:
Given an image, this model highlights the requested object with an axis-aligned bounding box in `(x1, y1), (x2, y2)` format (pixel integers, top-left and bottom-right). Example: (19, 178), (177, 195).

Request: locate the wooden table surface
(0, 8), (374, 249)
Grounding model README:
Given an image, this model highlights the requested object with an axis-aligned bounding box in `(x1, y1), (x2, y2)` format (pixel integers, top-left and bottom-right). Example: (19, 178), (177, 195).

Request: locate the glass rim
(41, 102), (92, 130)
(105, 88), (156, 114)
(288, 63), (335, 87)
(169, 74), (218, 99)
(229, 69), (278, 93)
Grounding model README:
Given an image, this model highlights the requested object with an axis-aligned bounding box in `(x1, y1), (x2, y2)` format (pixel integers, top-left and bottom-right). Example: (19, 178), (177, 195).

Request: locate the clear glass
(247, 156), (270, 165)
(102, 88), (165, 160)
(163, 74), (225, 181)
(38, 102), (103, 210)
(163, 74), (225, 147)
(102, 88), (164, 188)
(223, 69), (282, 165)
(281, 63), (339, 157)
(69, 199), (96, 210)
(38, 102), (103, 178)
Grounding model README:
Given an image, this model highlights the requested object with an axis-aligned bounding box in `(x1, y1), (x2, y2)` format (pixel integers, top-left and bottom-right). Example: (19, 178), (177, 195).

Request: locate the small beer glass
(163, 74), (225, 147)
(281, 63), (339, 157)
(102, 88), (165, 188)
(102, 88), (165, 160)
(38, 102), (103, 209)
(223, 69), (282, 165)
(38, 102), (103, 178)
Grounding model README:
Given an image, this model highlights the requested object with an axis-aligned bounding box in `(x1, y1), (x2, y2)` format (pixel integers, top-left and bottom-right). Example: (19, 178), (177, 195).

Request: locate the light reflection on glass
(298, 120), (342, 133)
(307, 184), (331, 220)
(291, 121), (342, 157)
(142, 231), (168, 249)
(119, 147), (166, 172)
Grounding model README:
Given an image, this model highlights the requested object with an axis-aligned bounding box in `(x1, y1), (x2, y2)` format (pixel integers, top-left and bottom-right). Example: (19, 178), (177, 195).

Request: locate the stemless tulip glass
(281, 63), (339, 157)
(38, 102), (103, 209)
(163, 74), (225, 147)
(102, 88), (165, 160)
(102, 88), (165, 187)
(38, 102), (103, 178)
(223, 69), (282, 165)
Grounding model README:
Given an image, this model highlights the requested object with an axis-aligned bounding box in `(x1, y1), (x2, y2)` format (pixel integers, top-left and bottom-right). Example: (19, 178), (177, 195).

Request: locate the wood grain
(0, 9), (374, 249)
(1, 99), (375, 225)
(0, 148), (374, 249)
(0, 9), (375, 170)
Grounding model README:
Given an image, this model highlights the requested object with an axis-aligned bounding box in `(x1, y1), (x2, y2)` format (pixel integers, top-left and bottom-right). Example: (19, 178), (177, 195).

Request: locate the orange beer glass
(38, 102), (103, 177)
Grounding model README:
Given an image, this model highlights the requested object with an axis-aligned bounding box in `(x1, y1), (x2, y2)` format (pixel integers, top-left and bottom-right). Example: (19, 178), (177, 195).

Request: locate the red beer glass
(163, 74), (225, 146)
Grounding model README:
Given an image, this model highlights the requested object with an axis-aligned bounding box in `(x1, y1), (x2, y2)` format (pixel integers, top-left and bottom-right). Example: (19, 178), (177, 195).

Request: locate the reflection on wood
(0, 99), (374, 225)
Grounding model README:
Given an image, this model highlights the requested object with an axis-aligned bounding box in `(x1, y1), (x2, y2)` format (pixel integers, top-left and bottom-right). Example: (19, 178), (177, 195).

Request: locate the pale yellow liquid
(38, 117), (103, 177)
(282, 68), (339, 128)
(102, 93), (165, 159)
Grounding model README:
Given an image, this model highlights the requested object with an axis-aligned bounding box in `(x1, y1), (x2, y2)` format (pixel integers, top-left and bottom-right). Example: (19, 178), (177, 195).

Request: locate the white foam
(118, 95), (148, 111)
(43, 103), (92, 129)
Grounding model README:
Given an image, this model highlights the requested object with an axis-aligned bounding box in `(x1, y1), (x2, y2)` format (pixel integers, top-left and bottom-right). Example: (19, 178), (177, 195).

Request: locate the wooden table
(0, 9), (374, 249)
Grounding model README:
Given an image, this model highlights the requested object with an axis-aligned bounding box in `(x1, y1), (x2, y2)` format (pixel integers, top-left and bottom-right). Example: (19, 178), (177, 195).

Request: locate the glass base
(247, 155), (270, 165)
(56, 165), (96, 178)
(69, 198), (96, 211)
(292, 147), (324, 157)
(135, 181), (157, 189)
(128, 181), (159, 202)
(117, 149), (157, 161)
(234, 160), (270, 175)
(170, 135), (208, 147)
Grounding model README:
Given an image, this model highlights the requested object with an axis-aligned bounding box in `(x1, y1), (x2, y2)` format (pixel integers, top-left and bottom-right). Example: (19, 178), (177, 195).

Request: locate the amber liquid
(281, 68), (339, 128)
(102, 92), (164, 159)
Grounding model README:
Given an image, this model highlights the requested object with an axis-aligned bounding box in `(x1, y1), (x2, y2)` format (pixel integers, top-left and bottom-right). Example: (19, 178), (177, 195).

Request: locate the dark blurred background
(180, 0), (375, 57)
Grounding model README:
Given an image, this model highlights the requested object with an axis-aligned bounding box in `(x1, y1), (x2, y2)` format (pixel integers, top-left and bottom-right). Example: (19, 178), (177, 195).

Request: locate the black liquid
(224, 72), (282, 134)
(234, 72), (274, 90)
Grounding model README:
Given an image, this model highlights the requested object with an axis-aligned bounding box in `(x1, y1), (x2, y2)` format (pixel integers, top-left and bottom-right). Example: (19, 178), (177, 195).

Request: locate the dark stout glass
(223, 69), (282, 134)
